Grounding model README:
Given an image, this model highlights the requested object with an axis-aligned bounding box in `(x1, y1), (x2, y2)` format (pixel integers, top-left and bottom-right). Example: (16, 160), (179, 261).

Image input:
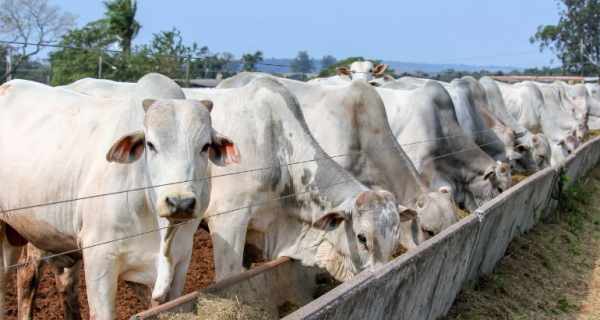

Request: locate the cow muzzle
(158, 191), (200, 221)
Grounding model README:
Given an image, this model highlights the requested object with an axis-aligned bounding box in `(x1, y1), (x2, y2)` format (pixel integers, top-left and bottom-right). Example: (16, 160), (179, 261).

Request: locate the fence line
(0, 138), (517, 271)
(0, 116), (564, 216)
(4, 40), (585, 76)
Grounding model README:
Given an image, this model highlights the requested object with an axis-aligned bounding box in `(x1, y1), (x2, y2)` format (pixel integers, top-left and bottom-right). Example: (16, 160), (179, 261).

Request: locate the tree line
(0, 0), (599, 85)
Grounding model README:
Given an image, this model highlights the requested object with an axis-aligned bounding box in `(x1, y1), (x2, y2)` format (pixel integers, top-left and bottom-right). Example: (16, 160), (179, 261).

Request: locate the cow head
(412, 191), (459, 241)
(513, 133), (551, 172)
(312, 190), (414, 281)
(552, 134), (578, 164)
(462, 162), (511, 212)
(106, 99), (241, 223)
(336, 61), (388, 82)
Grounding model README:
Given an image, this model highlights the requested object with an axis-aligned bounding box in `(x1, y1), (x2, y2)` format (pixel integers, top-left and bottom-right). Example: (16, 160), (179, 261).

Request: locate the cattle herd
(0, 60), (597, 319)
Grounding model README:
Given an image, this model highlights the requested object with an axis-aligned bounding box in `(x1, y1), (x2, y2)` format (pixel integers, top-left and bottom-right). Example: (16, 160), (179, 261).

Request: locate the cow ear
(498, 163), (509, 175)
(557, 139), (566, 146)
(508, 151), (522, 161)
(209, 129), (241, 167)
(398, 205), (418, 222)
(336, 67), (351, 76)
(313, 208), (349, 231)
(374, 64), (388, 75)
(142, 99), (156, 112)
(483, 166), (496, 180)
(382, 75), (394, 82)
(514, 144), (529, 154)
(200, 100), (213, 112)
(106, 130), (145, 164)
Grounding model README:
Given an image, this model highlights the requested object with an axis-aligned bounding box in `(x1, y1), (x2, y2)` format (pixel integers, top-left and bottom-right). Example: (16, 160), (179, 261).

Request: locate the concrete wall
(285, 137), (600, 320)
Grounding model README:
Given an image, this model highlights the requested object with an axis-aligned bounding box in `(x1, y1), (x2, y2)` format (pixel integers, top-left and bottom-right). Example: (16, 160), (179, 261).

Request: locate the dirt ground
(445, 163), (600, 320)
(3, 229), (216, 320)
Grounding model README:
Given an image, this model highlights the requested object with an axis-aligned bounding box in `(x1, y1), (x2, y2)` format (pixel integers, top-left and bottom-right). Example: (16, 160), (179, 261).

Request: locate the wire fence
(4, 40), (593, 87)
(0, 40), (582, 271)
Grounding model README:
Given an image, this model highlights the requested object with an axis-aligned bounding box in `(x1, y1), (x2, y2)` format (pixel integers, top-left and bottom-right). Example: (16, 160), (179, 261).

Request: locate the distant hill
(258, 58), (525, 75)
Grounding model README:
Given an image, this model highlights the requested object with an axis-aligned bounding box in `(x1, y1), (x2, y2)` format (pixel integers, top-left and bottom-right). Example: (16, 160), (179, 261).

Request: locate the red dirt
(3, 228), (216, 320)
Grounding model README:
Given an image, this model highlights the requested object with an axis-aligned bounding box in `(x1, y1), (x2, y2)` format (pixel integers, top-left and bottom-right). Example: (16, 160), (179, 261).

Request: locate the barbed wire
(0, 115), (564, 216)
(0, 136), (532, 271)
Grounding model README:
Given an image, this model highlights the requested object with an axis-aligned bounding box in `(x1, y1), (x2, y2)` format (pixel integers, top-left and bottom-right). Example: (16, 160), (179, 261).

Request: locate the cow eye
(424, 230), (435, 238)
(201, 143), (211, 153)
(357, 234), (367, 244)
(497, 187), (504, 194)
(568, 150), (572, 154)
(147, 142), (156, 152)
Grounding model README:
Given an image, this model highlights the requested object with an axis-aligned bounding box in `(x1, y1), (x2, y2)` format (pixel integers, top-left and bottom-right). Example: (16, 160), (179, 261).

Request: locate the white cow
(216, 73), (459, 248)
(390, 77), (515, 166)
(551, 81), (589, 122)
(0, 74), (240, 320)
(498, 81), (576, 165)
(58, 78), (136, 98)
(335, 61), (389, 81)
(479, 77), (552, 172)
(376, 81), (511, 212)
(585, 83), (600, 129)
(185, 76), (412, 282)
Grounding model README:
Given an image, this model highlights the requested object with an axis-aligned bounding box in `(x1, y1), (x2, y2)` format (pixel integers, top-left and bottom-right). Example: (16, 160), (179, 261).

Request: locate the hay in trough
(589, 129), (600, 140)
(313, 273), (341, 299)
(392, 243), (409, 258)
(277, 299), (302, 318)
(512, 170), (536, 185)
(455, 205), (471, 219)
(158, 293), (276, 320)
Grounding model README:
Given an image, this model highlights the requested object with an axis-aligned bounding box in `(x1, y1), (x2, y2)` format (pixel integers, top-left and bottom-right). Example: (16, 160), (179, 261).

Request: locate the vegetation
(530, 0), (600, 75)
(0, 0), (75, 82)
(103, 0), (140, 52)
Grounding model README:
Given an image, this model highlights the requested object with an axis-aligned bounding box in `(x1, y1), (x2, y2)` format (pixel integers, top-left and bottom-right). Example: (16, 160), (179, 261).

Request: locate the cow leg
(209, 214), (250, 282)
(0, 222), (23, 320)
(83, 252), (118, 320)
(17, 244), (46, 320)
(49, 259), (82, 320)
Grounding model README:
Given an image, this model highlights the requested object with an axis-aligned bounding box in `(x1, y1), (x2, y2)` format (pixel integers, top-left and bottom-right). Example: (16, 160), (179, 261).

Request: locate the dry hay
(277, 299), (302, 318)
(158, 293), (276, 320)
(392, 243), (409, 259)
(444, 165), (600, 319)
(590, 129), (600, 140)
(455, 205), (471, 219)
(512, 170), (536, 185)
(313, 273), (342, 299)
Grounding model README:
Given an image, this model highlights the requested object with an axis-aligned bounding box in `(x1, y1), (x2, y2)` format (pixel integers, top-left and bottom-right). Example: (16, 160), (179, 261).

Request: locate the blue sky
(52, 0), (560, 68)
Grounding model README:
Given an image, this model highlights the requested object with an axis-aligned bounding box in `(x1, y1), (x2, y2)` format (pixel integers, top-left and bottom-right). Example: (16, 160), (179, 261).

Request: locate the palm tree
(242, 51), (263, 72)
(103, 0), (141, 52)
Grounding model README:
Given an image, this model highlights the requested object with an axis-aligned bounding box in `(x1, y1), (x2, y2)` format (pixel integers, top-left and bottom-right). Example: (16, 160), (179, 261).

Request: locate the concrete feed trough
(132, 137), (600, 320)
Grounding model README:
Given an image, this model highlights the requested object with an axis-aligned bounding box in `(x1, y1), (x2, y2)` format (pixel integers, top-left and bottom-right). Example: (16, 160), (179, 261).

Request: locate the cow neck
(481, 79), (529, 136)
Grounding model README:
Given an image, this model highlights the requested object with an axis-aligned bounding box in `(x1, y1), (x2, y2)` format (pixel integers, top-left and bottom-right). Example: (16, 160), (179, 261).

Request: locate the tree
(103, 0), (140, 52)
(321, 55), (337, 70)
(49, 20), (115, 85)
(530, 0), (600, 75)
(290, 51), (315, 73)
(242, 51), (263, 72)
(0, 0), (75, 82)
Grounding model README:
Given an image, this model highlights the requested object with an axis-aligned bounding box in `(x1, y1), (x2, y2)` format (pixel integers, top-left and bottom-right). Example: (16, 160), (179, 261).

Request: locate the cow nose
(166, 196), (196, 214)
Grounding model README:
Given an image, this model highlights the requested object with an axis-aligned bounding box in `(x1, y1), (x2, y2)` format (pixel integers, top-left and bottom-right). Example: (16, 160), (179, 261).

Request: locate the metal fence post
(6, 46), (11, 81)
(186, 56), (190, 88)
(99, 56), (102, 79)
